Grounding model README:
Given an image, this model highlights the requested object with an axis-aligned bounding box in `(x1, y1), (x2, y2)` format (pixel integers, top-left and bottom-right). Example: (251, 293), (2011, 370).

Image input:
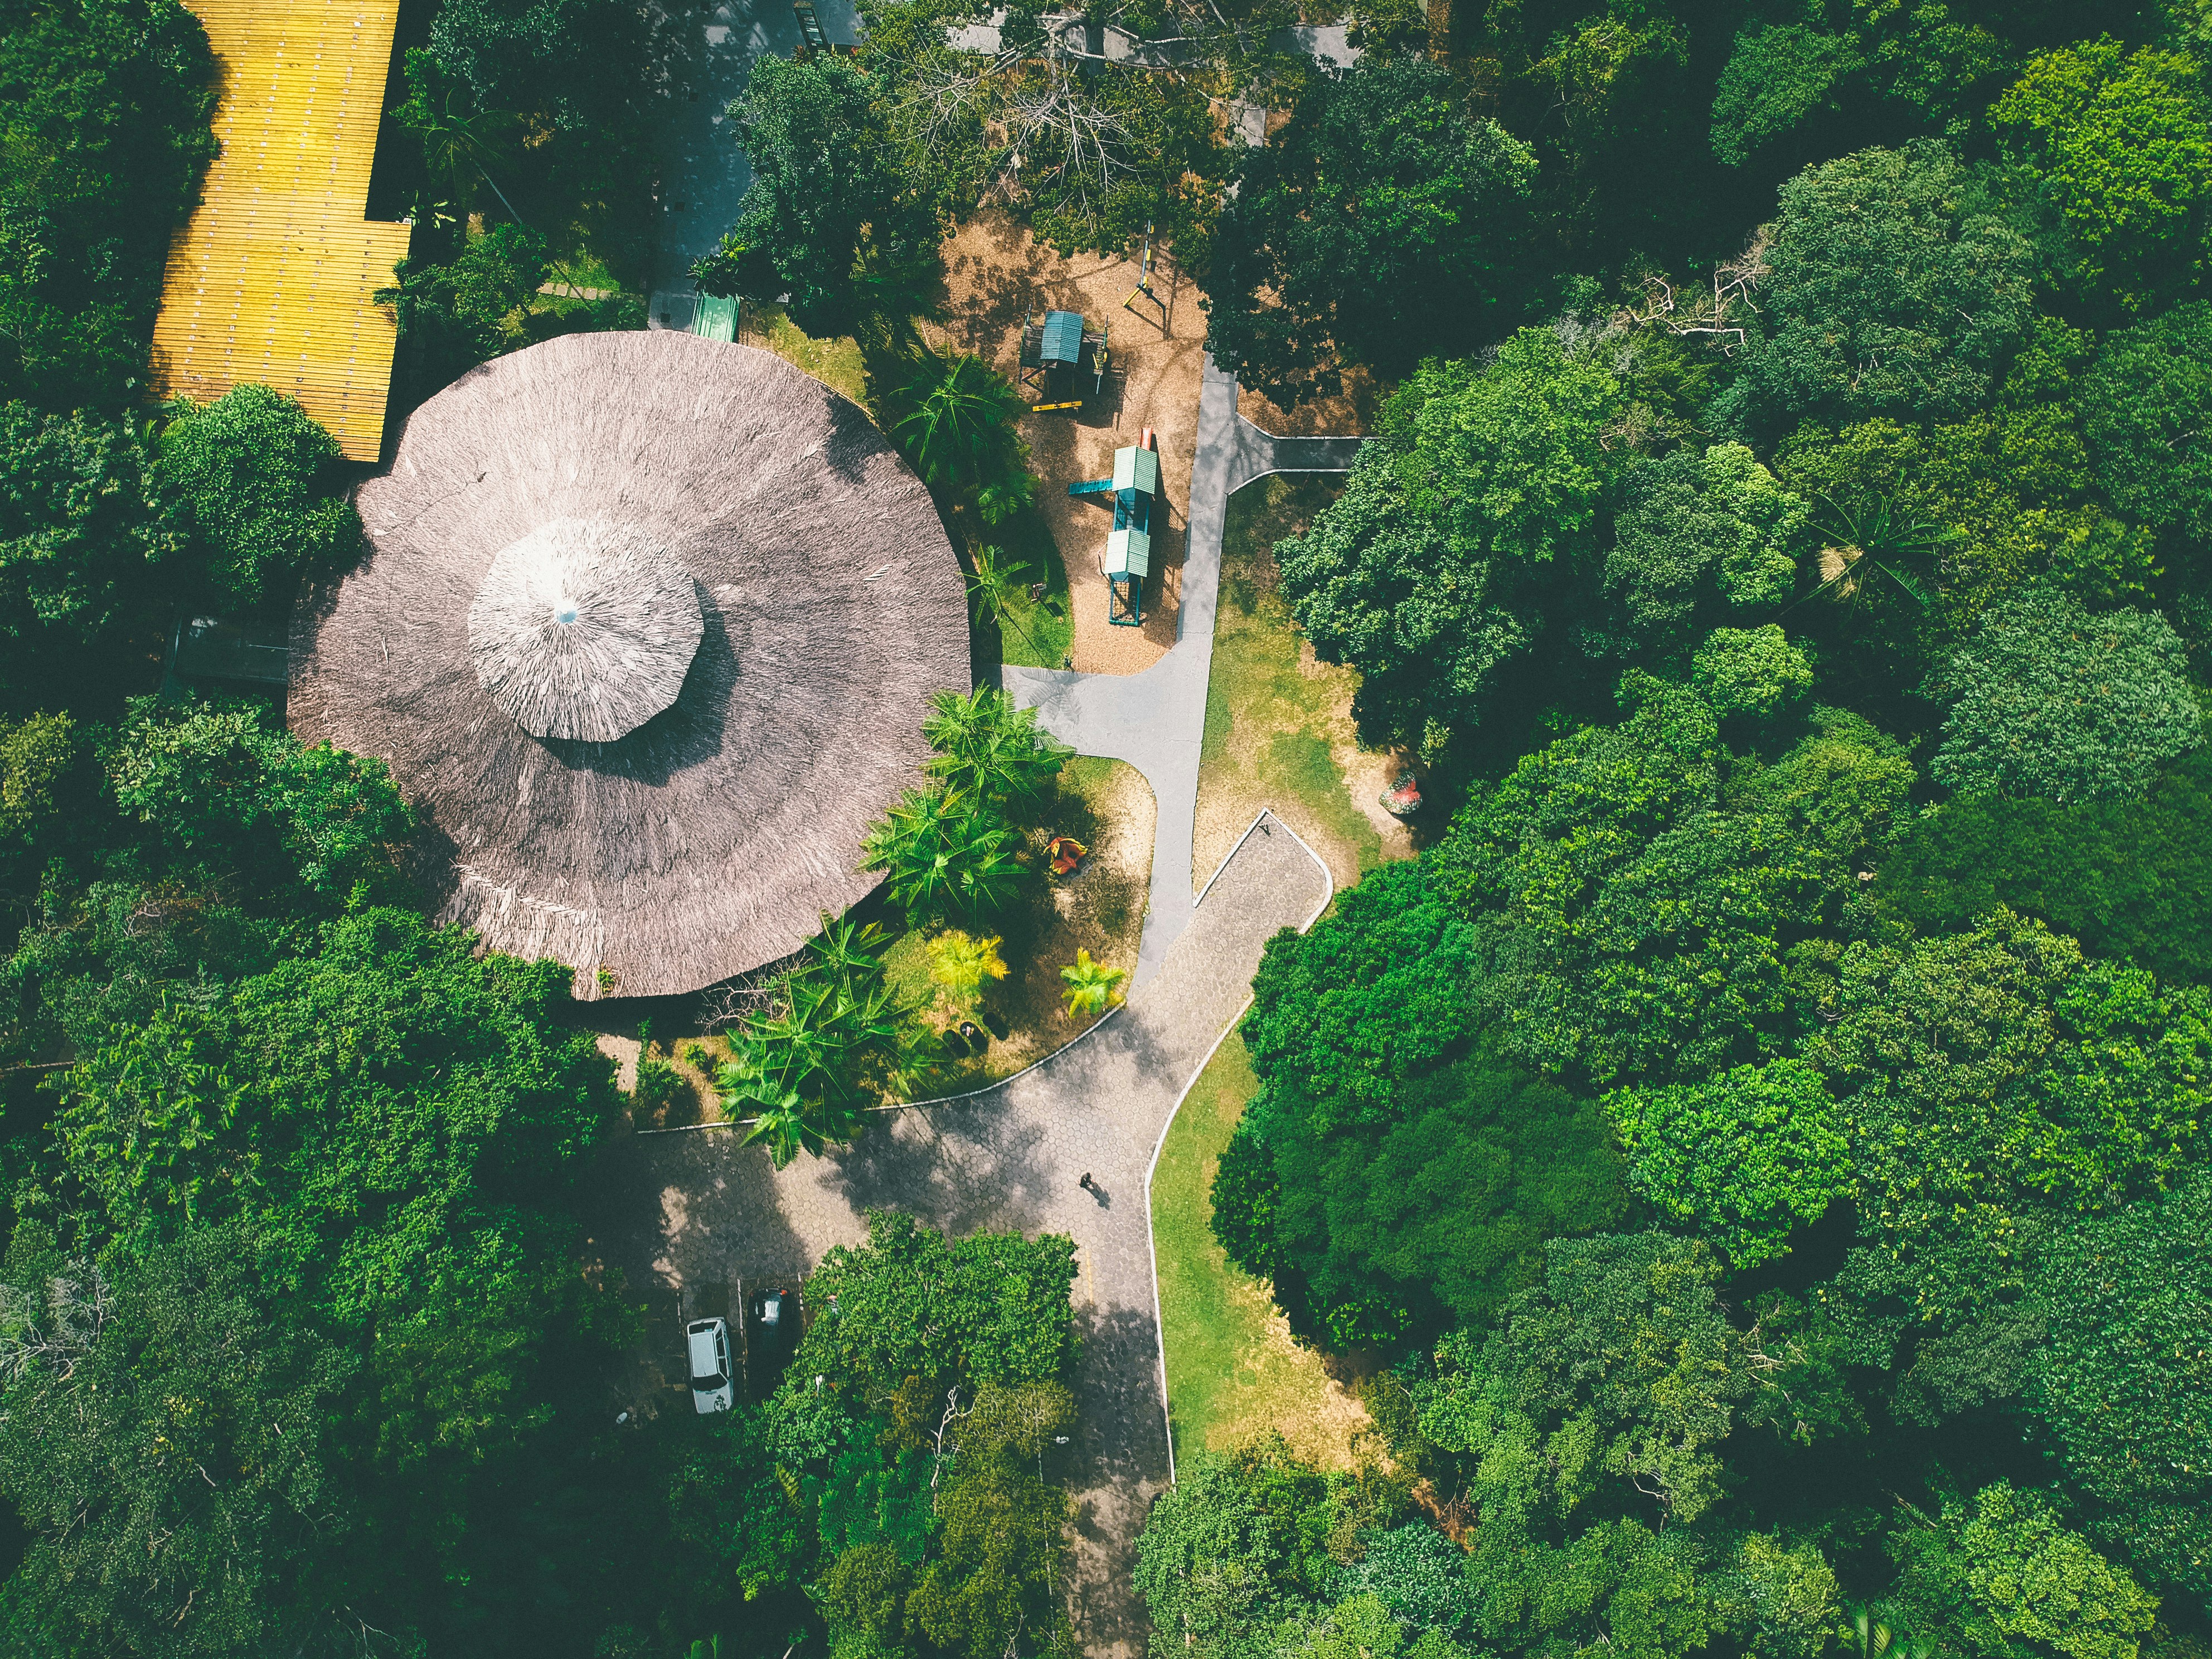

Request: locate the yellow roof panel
(151, 0), (410, 460)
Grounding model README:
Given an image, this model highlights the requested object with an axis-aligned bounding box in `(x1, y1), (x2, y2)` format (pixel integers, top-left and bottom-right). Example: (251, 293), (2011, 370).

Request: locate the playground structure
(1069, 429), (1160, 627)
(1019, 309), (1109, 411)
(1122, 224), (1167, 328)
(793, 0), (853, 58)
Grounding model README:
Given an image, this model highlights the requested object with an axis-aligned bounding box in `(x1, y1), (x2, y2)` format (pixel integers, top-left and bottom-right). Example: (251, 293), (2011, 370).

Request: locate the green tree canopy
(1691, 624), (1815, 721)
(428, 0), (656, 139)
(0, 1222), (351, 1657)
(761, 1211), (1080, 1659)
(1221, 1044), (1632, 1346)
(376, 223), (552, 392)
(2024, 1172), (2212, 1616)
(0, 404), (166, 656)
(0, 710), (77, 847)
(1812, 909), (2212, 1322)
(0, 0), (216, 411)
(1887, 1482), (2158, 1659)
(103, 695), (411, 898)
(1427, 683), (1912, 1086)
(1, 697), (411, 1065)
(861, 785), (1030, 920)
(775, 1211), (1076, 1416)
(1276, 330), (1621, 750)
(1993, 37), (2212, 317)
(56, 907), (616, 1314)
(1241, 861), (1480, 1134)
(155, 386), (360, 607)
(1709, 9), (2013, 173)
(693, 55), (932, 338)
(1736, 140), (2036, 429)
(1600, 443), (1804, 662)
(1205, 54), (1537, 408)
(1134, 1437), (1406, 1659)
(1926, 586), (2200, 804)
(1870, 745), (2212, 985)
(2082, 299), (2212, 541)
(1411, 1232), (1762, 1529)
(1603, 1058), (1848, 1269)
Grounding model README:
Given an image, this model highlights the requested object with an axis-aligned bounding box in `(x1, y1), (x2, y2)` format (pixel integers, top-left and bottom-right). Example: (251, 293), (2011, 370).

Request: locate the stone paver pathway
(599, 813), (1330, 1658)
(1005, 358), (1364, 983)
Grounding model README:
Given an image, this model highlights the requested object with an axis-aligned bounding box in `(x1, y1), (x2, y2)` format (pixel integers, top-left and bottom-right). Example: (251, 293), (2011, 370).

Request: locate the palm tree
(964, 545), (1051, 663)
(861, 787), (1029, 918)
(926, 929), (1007, 1018)
(893, 351), (1029, 497)
(394, 48), (524, 222)
(797, 909), (890, 988)
(1060, 949), (1128, 1017)
(717, 974), (901, 1166)
(923, 686), (1071, 806)
(1804, 493), (1947, 612)
(1842, 1604), (1930, 1659)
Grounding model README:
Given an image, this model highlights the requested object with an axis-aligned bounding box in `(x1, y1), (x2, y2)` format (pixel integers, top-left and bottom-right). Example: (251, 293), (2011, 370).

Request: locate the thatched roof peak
(467, 518), (704, 742)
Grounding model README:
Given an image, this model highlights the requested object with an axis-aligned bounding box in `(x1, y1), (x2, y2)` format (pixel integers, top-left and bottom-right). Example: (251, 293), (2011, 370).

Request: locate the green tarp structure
(691, 294), (739, 343)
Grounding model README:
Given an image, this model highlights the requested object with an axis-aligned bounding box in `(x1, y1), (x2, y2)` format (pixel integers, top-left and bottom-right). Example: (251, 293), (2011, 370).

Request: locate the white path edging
(633, 808), (1326, 1139)
(633, 1000), (1133, 1136)
(1141, 807), (1333, 1486)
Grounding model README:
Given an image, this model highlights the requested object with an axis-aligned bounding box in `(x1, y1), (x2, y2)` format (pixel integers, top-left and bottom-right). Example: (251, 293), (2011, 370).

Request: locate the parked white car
(687, 1317), (734, 1413)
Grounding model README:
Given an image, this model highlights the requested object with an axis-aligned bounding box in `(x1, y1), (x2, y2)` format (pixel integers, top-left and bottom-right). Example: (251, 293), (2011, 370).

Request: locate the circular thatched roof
(467, 518), (705, 741)
(289, 332), (971, 1001)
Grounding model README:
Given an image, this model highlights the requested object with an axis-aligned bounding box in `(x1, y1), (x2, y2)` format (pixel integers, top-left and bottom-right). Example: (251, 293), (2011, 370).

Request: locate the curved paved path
(599, 813), (1331, 1658)
(1004, 358), (1365, 984)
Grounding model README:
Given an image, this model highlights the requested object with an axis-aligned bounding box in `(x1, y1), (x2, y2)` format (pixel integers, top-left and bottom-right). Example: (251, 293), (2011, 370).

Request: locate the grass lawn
(988, 506), (1075, 669)
(1153, 1031), (1371, 1470)
(1194, 474), (1414, 895)
(740, 301), (869, 407)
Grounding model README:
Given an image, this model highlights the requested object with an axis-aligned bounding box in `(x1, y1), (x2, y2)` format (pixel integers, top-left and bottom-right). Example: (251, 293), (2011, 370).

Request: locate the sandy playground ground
(928, 212), (1202, 675)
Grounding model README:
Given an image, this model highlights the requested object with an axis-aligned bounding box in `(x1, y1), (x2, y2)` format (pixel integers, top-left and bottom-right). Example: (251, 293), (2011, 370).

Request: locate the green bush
(1927, 585), (2200, 804)
(156, 385), (359, 607)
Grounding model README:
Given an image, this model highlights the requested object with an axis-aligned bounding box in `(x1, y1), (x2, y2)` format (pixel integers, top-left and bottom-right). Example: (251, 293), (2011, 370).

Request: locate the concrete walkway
(1005, 358), (1365, 983)
(600, 812), (1332, 1659)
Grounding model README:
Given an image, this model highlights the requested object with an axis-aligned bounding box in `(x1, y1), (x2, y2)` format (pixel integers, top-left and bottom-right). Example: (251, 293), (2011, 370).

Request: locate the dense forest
(5, 0), (2212, 1652)
(1178, 7), (2212, 1659)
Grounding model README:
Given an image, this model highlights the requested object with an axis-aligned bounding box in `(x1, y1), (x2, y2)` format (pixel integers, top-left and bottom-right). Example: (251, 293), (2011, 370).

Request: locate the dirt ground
(928, 212), (1204, 675)
(1235, 366), (1382, 440)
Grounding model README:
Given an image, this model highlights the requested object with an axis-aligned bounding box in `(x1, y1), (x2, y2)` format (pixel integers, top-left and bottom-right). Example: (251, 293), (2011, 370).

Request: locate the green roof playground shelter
(1069, 432), (1160, 626)
(1019, 309), (1109, 410)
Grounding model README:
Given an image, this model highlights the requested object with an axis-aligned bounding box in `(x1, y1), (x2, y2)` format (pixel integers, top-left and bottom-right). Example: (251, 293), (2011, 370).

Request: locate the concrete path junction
(604, 812), (1332, 1659)
(1005, 357), (1364, 983)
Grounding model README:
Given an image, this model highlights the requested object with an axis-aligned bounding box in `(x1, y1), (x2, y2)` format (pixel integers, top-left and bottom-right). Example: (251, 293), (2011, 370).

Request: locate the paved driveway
(596, 812), (1331, 1657)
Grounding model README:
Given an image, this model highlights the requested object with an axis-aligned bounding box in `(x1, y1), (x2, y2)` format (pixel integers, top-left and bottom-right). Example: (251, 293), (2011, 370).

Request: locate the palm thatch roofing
(289, 331), (971, 1000)
(468, 518), (705, 742)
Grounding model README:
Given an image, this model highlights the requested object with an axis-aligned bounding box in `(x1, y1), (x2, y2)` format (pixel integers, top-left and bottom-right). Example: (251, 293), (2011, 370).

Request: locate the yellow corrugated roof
(152, 0), (413, 460)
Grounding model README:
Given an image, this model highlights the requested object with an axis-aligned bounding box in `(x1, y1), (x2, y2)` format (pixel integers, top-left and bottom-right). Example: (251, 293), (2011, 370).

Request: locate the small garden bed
(881, 755), (1151, 1086)
(620, 748), (1152, 1132)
